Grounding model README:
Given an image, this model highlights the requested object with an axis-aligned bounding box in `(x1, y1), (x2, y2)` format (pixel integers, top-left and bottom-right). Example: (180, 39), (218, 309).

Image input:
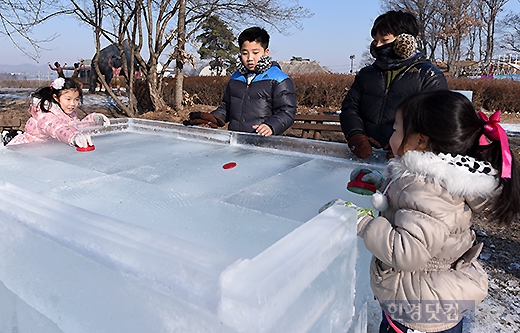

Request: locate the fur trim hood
(386, 151), (499, 199)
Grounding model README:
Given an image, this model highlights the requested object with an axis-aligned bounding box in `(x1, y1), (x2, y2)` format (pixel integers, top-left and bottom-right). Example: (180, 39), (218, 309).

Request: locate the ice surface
(0, 119), (380, 332)
(219, 203), (359, 332)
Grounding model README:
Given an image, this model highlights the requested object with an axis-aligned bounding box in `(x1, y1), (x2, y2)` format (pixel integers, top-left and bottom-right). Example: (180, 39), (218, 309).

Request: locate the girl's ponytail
(475, 111), (520, 225)
(397, 91), (519, 225)
(32, 86), (54, 113)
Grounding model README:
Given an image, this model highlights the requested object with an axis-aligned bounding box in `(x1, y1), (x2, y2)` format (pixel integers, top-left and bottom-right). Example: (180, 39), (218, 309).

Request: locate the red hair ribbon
(478, 110), (512, 178)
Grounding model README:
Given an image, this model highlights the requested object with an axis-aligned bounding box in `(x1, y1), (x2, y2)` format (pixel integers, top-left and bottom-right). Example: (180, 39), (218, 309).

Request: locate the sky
(2, 0), (520, 73)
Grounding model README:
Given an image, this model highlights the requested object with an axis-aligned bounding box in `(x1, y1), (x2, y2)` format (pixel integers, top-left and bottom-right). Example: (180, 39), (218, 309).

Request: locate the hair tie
(50, 77), (65, 90)
(478, 110), (512, 178)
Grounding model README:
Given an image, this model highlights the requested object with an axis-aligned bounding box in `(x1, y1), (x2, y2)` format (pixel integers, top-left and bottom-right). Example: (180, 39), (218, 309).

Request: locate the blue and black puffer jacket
(211, 57), (296, 135)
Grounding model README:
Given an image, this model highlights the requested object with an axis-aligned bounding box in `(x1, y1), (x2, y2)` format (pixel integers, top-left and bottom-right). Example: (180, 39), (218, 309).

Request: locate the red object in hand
(347, 172), (377, 195)
(76, 144), (95, 152)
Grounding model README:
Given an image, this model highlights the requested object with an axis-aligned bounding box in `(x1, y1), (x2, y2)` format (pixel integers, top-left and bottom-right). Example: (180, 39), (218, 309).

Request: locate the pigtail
(473, 112), (520, 225)
(32, 86), (55, 113)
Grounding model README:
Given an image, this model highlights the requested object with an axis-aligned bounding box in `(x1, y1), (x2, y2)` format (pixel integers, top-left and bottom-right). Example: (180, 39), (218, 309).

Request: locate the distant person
(48, 61), (66, 78)
(108, 55), (123, 95)
(346, 90), (520, 333)
(340, 10), (447, 159)
(79, 59), (87, 78)
(134, 65), (144, 80)
(8, 78), (110, 148)
(71, 61), (86, 90)
(184, 26), (296, 136)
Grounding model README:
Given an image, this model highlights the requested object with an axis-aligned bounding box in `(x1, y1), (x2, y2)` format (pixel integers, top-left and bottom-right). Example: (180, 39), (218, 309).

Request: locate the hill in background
(0, 63), (81, 80)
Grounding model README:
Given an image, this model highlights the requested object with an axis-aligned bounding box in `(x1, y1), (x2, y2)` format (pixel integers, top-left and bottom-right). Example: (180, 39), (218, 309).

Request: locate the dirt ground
(2, 91), (520, 300)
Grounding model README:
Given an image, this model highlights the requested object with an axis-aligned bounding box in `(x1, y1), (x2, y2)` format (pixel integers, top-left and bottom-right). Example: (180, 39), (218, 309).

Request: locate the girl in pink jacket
(8, 78), (109, 148)
(349, 90), (520, 333)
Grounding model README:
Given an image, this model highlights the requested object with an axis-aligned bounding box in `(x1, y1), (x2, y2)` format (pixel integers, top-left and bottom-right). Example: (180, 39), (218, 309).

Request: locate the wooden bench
(0, 118), (22, 131)
(290, 114), (342, 140)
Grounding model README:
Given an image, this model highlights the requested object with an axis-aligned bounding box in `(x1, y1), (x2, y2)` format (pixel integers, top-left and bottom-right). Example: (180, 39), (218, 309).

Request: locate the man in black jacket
(340, 10), (447, 159)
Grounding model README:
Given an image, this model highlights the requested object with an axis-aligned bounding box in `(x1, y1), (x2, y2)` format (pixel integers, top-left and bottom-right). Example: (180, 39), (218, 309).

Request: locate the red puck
(76, 145), (95, 152)
(222, 162), (237, 170)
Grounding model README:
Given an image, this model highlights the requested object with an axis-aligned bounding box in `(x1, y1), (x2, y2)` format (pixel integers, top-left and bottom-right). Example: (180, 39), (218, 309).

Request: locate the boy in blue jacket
(185, 27), (296, 136)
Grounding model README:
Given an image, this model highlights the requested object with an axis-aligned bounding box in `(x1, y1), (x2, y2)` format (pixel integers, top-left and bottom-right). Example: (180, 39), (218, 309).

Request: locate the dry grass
(5, 74), (520, 114)
(0, 79), (50, 89)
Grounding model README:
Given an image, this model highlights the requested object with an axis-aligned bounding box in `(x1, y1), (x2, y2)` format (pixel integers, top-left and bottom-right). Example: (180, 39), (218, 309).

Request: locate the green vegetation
(196, 16), (239, 76)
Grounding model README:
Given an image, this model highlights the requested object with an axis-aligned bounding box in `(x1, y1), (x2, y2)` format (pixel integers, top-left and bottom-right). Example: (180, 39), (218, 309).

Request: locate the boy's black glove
(183, 112), (225, 129)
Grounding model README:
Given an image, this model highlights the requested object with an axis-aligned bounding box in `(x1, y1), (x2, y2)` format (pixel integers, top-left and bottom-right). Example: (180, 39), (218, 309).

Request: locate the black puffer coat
(211, 62), (296, 135)
(340, 57), (447, 148)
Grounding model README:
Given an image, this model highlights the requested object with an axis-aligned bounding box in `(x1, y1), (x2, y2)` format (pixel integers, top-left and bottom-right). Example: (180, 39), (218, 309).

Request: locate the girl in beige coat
(355, 90), (520, 332)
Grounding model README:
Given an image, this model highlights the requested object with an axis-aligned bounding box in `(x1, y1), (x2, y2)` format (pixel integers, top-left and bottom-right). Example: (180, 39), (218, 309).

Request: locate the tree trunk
(125, 50), (138, 117)
(147, 63), (169, 111)
(174, 0), (187, 111)
(485, 21), (494, 62)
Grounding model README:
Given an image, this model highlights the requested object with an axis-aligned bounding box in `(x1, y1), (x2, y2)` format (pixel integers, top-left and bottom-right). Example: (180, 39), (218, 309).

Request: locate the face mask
(370, 34), (418, 60)
(370, 41), (397, 60)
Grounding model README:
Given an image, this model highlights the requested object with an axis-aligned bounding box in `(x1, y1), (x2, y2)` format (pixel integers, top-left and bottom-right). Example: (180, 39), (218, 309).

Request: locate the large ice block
(0, 119), (383, 332)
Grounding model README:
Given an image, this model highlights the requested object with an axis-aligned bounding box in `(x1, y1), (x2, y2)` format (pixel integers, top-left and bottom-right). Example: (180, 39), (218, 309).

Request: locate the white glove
(73, 134), (93, 148)
(93, 114), (110, 127)
(350, 167), (384, 190)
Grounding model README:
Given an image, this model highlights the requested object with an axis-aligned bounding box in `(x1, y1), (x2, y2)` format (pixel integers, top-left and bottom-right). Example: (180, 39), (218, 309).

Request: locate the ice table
(0, 119), (386, 332)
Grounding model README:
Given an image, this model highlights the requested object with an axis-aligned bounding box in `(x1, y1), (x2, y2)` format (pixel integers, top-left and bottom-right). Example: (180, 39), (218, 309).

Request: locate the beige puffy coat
(358, 151), (499, 332)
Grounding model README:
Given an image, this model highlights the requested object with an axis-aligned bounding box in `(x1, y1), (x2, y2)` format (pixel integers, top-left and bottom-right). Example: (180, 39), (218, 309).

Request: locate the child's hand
(253, 124), (273, 136)
(348, 133), (372, 159)
(93, 114), (110, 127)
(183, 112), (225, 128)
(344, 201), (375, 225)
(318, 199), (374, 225)
(73, 134), (93, 148)
(350, 167), (384, 190)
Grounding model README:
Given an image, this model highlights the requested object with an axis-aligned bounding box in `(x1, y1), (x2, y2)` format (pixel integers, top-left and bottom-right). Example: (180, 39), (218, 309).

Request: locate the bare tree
(501, 11), (520, 52)
(67, 0), (311, 114)
(478, 0), (509, 62)
(461, 1), (485, 61)
(436, 0), (481, 73)
(174, 0), (187, 112)
(0, 0), (67, 61)
(70, 0), (143, 116)
(382, 0), (442, 60)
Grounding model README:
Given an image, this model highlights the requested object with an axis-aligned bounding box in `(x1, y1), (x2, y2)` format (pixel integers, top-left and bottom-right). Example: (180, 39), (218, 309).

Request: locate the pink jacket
(8, 98), (99, 146)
